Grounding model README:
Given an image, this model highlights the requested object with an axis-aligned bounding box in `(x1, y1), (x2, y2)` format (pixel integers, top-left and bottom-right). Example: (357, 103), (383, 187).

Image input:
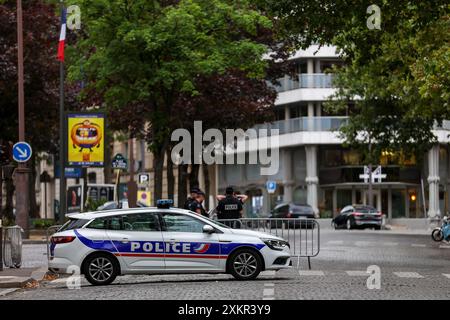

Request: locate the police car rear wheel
(228, 249), (262, 280)
(83, 253), (118, 286)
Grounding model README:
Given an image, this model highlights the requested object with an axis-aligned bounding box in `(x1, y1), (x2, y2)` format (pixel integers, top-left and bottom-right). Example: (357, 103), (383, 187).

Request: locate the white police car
(49, 200), (291, 285)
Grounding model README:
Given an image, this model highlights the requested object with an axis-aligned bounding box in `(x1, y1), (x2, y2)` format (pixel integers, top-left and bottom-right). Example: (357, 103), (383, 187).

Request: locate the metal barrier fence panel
(2, 226), (23, 268)
(217, 218), (320, 259)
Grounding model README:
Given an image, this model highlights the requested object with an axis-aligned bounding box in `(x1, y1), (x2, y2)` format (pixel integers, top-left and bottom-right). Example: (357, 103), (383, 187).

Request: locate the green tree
(261, 0), (449, 161)
(326, 2), (449, 163)
(0, 0), (79, 219)
(68, 0), (279, 201)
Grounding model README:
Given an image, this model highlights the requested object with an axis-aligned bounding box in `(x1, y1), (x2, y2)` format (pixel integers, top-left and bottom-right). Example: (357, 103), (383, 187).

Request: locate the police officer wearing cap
(217, 186), (243, 227)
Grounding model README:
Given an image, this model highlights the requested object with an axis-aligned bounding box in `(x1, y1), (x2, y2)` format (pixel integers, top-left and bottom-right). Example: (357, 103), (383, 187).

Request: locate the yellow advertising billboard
(67, 113), (105, 167)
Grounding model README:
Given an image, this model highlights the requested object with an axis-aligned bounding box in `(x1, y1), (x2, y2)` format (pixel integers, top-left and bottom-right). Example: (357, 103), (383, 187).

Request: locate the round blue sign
(266, 181), (277, 193)
(12, 142), (32, 163)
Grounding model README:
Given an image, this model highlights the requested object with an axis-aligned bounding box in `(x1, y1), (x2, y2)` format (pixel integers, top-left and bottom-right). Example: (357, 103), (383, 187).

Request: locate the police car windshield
(199, 215), (231, 229)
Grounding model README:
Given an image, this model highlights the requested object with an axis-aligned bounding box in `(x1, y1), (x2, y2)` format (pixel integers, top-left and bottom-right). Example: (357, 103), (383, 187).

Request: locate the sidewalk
(0, 266), (48, 295)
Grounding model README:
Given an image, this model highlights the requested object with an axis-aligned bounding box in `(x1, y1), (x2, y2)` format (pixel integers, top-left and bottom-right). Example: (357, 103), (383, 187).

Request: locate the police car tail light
(51, 236), (76, 244)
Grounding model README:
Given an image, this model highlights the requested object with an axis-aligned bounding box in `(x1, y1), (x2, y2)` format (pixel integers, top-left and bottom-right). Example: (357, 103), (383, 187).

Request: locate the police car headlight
(262, 239), (289, 251)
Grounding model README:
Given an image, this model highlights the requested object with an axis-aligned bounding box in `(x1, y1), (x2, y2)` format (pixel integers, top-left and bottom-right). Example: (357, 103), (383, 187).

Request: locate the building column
(283, 149), (294, 203)
(351, 187), (356, 204)
(305, 145), (319, 215)
(405, 187), (410, 218)
(284, 105), (291, 133)
(428, 145), (441, 218)
(387, 187), (392, 220)
(376, 189), (382, 212)
(314, 59), (321, 74)
(332, 188), (337, 217)
(307, 59), (314, 74)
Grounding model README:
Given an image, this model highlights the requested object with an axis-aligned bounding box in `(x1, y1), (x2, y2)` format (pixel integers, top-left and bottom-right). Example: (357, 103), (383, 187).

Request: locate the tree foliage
(69, 0), (286, 200)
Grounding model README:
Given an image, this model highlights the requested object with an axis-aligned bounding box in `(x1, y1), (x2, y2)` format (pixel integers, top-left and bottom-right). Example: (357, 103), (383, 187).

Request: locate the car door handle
(121, 238), (130, 243)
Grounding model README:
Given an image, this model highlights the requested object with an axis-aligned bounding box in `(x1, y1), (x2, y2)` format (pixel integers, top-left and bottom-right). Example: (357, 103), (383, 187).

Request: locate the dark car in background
(332, 205), (382, 230)
(268, 203), (317, 229)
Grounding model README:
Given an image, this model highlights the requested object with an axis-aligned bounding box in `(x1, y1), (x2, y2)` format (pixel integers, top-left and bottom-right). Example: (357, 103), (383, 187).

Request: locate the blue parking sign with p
(266, 181), (276, 194)
(12, 141), (32, 163)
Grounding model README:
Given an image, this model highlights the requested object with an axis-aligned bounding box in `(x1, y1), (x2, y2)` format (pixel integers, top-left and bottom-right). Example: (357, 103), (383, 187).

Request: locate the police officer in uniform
(217, 187), (243, 228)
(189, 190), (208, 217)
(183, 187), (199, 210)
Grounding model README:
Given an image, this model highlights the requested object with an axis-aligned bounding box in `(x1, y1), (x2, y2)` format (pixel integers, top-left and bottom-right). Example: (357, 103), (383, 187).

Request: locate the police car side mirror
(203, 225), (215, 234)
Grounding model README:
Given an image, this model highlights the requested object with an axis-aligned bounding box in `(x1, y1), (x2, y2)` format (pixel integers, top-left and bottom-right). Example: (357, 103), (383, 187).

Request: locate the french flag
(57, 7), (66, 62)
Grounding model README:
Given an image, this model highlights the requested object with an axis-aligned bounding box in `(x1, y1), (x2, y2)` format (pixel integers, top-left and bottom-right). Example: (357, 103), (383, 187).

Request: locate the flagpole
(58, 1), (66, 224)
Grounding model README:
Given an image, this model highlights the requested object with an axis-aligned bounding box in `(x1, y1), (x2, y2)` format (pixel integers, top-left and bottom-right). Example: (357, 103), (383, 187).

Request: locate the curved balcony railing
(251, 117), (450, 138)
(269, 73), (336, 92)
(253, 116), (349, 135)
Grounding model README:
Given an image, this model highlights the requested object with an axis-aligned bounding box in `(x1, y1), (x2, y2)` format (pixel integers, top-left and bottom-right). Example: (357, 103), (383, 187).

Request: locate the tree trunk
(166, 147), (174, 201)
(29, 154), (39, 218)
(177, 164), (188, 208)
(202, 165), (210, 210)
(153, 149), (164, 205)
(0, 166), (3, 220)
(2, 164), (15, 222)
(104, 141), (113, 184)
(189, 164), (200, 190)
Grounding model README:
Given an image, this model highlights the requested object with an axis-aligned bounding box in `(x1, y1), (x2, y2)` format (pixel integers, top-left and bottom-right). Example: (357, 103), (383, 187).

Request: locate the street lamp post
(15, 0), (30, 238)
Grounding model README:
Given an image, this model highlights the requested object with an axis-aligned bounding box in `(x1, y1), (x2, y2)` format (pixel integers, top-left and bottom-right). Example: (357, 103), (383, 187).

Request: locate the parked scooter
(431, 216), (450, 242)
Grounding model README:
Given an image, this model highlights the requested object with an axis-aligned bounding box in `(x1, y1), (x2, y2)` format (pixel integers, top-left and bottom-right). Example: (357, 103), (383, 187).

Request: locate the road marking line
(439, 245), (450, 249)
(411, 244), (426, 248)
(383, 242), (398, 246)
(327, 240), (344, 245)
(355, 241), (371, 246)
(346, 271), (368, 276)
(442, 274), (450, 279)
(264, 283), (274, 287)
(263, 288), (274, 296)
(261, 271), (276, 276)
(299, 270), (325, 276)
(393, 272), (424, 278)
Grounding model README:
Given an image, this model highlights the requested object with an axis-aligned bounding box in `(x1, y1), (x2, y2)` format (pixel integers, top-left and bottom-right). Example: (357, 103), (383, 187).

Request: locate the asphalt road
(2, 229), (450, 300)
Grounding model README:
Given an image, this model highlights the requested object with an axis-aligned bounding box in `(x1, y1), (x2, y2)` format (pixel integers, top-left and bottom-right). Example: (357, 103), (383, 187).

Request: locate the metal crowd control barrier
(46, 225), (62, 263)
(2, 226), (23, 268)
(217, 218), (320, 269)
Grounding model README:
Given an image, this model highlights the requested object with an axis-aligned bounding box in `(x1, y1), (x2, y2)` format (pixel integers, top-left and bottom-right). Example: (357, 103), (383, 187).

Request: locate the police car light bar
(156, 199), (174, 209)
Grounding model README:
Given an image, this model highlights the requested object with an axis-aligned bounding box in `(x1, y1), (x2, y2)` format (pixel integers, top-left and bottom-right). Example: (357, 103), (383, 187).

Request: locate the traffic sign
(12, 141), (32, 163)
(138, 173), (150, 186)
(266, 180), (277, 194)
(112, 153), (128, 170)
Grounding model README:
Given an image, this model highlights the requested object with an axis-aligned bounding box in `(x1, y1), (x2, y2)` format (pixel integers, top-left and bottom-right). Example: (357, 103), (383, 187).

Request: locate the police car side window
(161, 213), (205, 233)
(86, 217), (108, 229)
(122, 213), (160, 231)
(86, 216), (122, 230)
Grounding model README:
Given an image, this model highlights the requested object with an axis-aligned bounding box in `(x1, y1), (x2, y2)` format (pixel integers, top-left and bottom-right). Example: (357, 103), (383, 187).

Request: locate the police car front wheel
(83, 253), (119, 286)
(228, 249), (262, 280)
